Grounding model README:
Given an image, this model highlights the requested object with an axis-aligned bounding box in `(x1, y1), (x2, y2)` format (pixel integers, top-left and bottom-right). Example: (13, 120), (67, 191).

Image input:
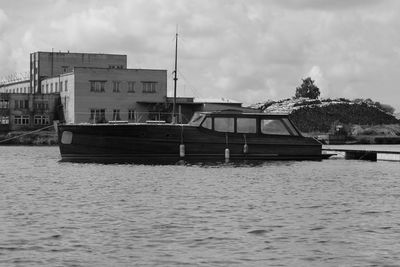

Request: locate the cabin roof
(200, 110), (289, 117)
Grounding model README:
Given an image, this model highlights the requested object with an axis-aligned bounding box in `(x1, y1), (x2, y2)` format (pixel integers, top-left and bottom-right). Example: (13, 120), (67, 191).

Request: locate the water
(1, 146), (400, 266)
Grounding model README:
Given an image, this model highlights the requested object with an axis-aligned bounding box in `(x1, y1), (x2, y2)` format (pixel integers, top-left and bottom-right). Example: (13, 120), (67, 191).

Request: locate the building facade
(0, 80), (30, 94)
(0, 50), (251, 131)
(0, 93), (60, 131)
(44, 67), (167, 123)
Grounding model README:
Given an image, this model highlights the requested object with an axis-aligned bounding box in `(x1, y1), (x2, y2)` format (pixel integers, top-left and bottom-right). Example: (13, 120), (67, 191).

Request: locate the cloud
(270, 0), (386, 10)
(0, 0), (400, 112)
(308, 66), (329, 97)
(0, 9), (7, 33)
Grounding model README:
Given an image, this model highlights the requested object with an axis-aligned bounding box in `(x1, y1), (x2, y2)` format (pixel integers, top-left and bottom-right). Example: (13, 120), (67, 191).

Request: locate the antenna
(172, 26), (178, 123)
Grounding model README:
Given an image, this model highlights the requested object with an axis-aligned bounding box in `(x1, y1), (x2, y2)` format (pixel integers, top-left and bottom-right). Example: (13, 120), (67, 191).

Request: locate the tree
(379, 103), (395, 114)
(295, 77), (321, 99)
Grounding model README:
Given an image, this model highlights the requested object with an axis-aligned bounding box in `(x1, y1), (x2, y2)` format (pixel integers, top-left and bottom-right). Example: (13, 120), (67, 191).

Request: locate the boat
(58, 110), (330, 163)
(57, 32), (331, 163)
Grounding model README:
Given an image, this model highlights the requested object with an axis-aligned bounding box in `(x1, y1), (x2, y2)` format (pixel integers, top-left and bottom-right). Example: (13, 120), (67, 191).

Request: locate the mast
(172, 31), (178, 123)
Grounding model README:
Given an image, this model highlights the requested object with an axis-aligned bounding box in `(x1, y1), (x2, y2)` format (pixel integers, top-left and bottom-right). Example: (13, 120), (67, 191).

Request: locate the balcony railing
(76, 111), (190, 124)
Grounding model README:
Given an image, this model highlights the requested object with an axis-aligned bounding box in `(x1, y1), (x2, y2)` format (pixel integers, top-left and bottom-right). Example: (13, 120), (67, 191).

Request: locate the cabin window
(189, 113), (205, 126)
(61, 131), (73, 144)
(237, 118), (257, 133)
(282, 118), (299, 136)
(261, 119), (291, 135)
(201, 117), (212, 130)
(214, 117), (234, 133)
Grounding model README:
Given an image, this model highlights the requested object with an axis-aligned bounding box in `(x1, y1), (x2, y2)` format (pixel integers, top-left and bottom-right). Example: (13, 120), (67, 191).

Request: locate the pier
(323, 145), (400, 162)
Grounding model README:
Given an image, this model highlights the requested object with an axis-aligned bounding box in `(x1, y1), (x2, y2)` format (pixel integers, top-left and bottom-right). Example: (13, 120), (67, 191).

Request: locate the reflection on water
(1, 146), (400, 266)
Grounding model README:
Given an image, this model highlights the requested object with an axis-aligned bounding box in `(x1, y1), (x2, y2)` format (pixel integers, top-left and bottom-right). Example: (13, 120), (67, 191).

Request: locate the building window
(41, 84), (44, 92)
(128, 82), (135, 93)
(17, 100), (29, 109)
(90, 81), (105, 92)
(112, 109), (121, 121)
(128, 109), (136, 121)
(62, 66), (68, 72)
(0, 116), (9, 124)
(112, 81), (120, 93)
(14, 115), (30, 125)
(0, 100), (9, 109)
(65, 80), (68, 92)
(46, 84), (49, 93)
(90, 109), (106, 123)
(35, 101), (49, 110)
(142, 82), (157, 93)
(109, 65), (124, 69)
(55, 83), (58, 92)
(59, 81), (63, 92)
(50, 83), (53, 93)
(34, 115), (49, 125)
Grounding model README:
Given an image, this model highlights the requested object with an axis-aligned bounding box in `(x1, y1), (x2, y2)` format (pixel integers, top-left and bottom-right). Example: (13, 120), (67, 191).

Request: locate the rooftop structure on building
(30, 51), (127, 94)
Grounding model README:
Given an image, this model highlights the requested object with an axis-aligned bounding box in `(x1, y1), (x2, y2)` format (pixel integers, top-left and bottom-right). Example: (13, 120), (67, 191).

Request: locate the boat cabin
(188, 111), (302, 136)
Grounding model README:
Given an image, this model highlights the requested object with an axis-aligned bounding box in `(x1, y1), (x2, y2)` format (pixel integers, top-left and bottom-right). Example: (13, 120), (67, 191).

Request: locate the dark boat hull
(58, 123), (327, 163)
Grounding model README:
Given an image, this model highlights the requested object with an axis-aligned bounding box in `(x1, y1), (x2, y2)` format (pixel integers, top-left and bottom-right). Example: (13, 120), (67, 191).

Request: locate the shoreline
(0, 130), (58, 145)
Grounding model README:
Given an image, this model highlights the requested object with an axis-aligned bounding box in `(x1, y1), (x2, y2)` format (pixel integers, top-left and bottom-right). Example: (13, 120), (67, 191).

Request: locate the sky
(0, 0), (399, 111)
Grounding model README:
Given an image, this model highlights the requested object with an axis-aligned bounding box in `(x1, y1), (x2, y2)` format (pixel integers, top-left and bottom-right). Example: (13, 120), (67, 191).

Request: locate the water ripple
(0, 146), (400, 266)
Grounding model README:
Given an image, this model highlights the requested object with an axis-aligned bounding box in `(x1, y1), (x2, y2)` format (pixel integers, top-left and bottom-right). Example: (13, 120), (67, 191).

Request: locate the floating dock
(323, 145), (400, 162)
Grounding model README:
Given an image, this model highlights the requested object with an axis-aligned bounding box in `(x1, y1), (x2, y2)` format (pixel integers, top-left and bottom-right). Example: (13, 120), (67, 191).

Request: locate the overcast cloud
(0, 0), (399, 110)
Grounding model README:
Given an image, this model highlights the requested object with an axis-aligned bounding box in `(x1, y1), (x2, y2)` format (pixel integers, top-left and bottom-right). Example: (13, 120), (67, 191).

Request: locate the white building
(43, 67), (167, 123)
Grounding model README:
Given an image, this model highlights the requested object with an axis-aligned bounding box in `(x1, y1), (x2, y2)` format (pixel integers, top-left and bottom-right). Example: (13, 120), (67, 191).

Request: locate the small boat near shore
(57, 110), (330, 163)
